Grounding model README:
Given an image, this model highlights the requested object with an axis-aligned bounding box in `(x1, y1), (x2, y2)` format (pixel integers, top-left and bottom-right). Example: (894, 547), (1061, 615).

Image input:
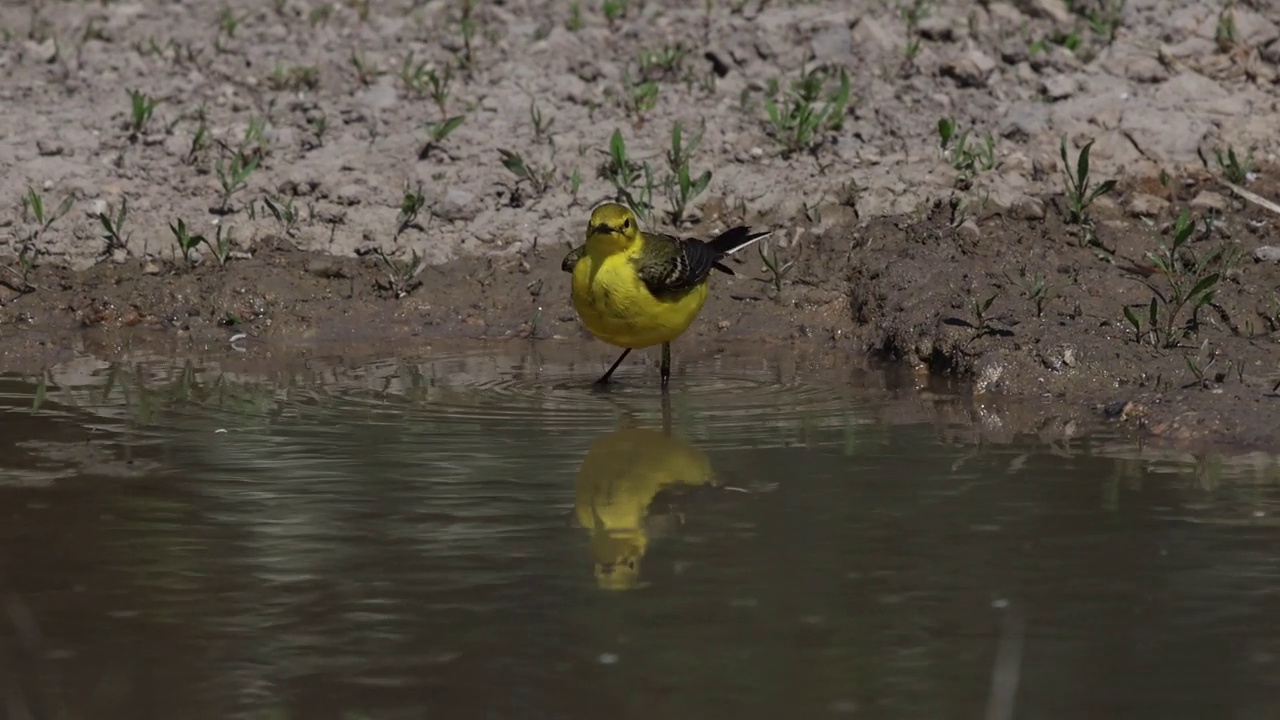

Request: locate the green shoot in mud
(268, 62), (320, 92)
(638, 45), (689, 83)
(1214, 145), (1253, 184)
(1182, 345), (1244, 391)
(170, 218), (205, 266)
(8, 187), (74, 291)
(1004, 268), (1055, 318)
(96, 198), (130, 255)
(307, 110), (329, 146)
(900, 0), (930, 68)
(350, 50), (378, 86)
(499, 149), (556, 199)
(263, 196), (299, 236)
(375, 248), (425, 299)
(127, 89), (157, 141)
(600, 129), (654, 223)
(1060, 137), (1116, 226)
(187, 108), (210, 164)
(763, 65), (850, 155)
(937, 118), (996, 188)
(662, 120), (712, 226)
(529, 101), (554, 143)
(621, 79), (659, 125)
(602, 0), (628, 28)
(566, 2), (583, 31)
(205, 224), (234, 266)
(755, 239), (797, 297)
(569, 168), (582, 201)
(1215, 5), (1237, 51)
(396, 185), (427, 240)
(965, 289), (1002, 341)
(1122, 208), (1236, 349)
(455, 0), (477, 69)
(215, 151), (259, 213)
(409, 60), (464, 158)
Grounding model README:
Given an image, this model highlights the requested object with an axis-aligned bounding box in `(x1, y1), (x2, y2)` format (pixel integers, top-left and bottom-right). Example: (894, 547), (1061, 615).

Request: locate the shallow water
(2, 351), (1280, 719)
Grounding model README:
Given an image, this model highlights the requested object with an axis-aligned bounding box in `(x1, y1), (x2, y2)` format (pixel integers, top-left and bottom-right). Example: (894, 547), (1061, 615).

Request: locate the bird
(560, 203), (771, 389)
(572, 424), (717, 591)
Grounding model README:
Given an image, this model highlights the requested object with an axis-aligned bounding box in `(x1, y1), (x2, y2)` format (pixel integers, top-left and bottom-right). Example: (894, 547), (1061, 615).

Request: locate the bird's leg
(594, 348), (632, 387)
(660, 342), (671, 391)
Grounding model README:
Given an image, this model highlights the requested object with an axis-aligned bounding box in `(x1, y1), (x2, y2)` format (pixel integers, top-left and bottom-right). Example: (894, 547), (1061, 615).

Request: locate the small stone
(36, 138), (64, 156)
(942, 50), (996, 87)
(333, 184), (365, 206)
(1018, 0), (1070, 24)
(435, 188), (479, 222)
(717, 320), (731, 330)
(1232, 8), (1280, 47)
(1013, 196), (1046, 221)
(305, 258), (346, 278)
(850, 16), (895, 56)
(85, 199), (109, 218)
(143, 262), (161, 275)
(163, 132), (191, 158)
(23, 39), (58, 64)
(1126, 193), (1167, 218)
(1124, 54), (1168, 83)
(956, 218), (980, 243)
(110, 248), (128, 264)
(917, 16), (957, 41)
(1252, 246), (1280, 263)
(809, 26), (853, 63)
(1041, 74), (1079, 100)
(1188, 191), (1229, 213)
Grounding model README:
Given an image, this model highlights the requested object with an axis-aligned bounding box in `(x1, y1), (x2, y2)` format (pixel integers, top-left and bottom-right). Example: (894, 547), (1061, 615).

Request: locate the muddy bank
(4, 171), (1280, 450)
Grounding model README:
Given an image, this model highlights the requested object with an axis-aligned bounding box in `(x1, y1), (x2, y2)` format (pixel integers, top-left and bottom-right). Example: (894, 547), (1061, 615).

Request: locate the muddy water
(2, 352), (1280, 720)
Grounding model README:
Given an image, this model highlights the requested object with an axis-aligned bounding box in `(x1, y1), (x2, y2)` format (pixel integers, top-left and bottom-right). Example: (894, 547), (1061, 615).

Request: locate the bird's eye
(622, 218), (631, 230)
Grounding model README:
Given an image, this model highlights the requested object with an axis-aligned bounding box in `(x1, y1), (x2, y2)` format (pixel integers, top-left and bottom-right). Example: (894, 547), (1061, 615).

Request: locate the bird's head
(586, 203), (641, 254)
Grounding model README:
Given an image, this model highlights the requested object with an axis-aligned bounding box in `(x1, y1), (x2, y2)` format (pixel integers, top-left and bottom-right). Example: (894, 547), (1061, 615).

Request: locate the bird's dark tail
(708, 226), (771, 275)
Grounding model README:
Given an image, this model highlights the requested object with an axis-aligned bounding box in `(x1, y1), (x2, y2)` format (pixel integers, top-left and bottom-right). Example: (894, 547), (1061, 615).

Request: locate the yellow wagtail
(560, 203), (771, 389)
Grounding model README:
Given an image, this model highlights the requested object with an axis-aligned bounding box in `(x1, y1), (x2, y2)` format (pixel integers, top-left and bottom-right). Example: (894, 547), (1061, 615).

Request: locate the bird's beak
(587, 223), (607, 237)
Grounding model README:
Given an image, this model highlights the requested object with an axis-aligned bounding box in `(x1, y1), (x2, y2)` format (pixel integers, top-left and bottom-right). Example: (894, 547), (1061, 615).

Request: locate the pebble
(1253, 246), (1280, 263)
(1188, 191), (1229, 213)
(956, 218), (980, 243)
(435, 188), (480, 222)
(1018, 0), (1070, 24)
(1041, 74), (1079, 100)
(943, 50), (996, 88)
(1126, 193), (1167, 218)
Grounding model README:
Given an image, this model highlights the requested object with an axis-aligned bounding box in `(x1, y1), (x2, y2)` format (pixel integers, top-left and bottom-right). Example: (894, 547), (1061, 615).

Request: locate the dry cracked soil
(2, 0), (1280, 450)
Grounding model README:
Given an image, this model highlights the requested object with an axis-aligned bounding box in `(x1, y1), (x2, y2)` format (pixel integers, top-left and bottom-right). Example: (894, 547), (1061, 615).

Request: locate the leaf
(938, 118), (955, 148)
(1088, 179), (1116, 202)
(1187, 272), (1220, 301)
(1123, 305), (1141, 331)
(692, 169), (711, 195)
(1077, 139), (1093, 187)
(1148, 296), (1158, 329)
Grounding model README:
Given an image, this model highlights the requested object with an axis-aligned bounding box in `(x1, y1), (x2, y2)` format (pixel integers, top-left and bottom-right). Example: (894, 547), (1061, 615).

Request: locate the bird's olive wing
(560, 245), (585, 273)
(633, 233), (719, 298)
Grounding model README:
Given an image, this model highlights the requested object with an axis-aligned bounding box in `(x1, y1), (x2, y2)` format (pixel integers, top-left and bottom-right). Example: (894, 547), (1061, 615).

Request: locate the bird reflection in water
(572, 396), (723, 591)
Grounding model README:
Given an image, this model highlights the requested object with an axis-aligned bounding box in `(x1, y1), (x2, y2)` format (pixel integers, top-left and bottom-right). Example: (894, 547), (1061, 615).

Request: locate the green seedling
(217, 7), (244, 38)
(1214, 145), (1252, 184)
(263, 196), (299, 235)
(97, 198), (130, 254)
(127, 89), (158, 140)
(499, 149), (555, 197)
(375, 247), (424, 298)
(602, 0), (627, 27)
(763, 65), (850, 155)
(530, 101), (554, 143)
(204, 224), (234, 266)
(755, 239), (796, 296)
(600, 129), (654, 222)
(662, 120), (712, 226)
(268, 62), (320, 92)
(215, 152), (259, 211)
(169, 218), (205, 266)
(638, 45), (688, 82)
(1216, 7), (1237, 51)
(309, 4), (333, 26)
(626, 80), (659, 125)
(1060, 136), (1116, 225)
(1123, 208), (1231, 348)
(396, 184), (426, 239)
(21, 187), (75, 241)
(457, 0), (476, 69)
(188, 110), (209, 164)
(420, 116), (464, 158)
(569, 168), (582, 199)
(566, 1), (583, 31)
(938, 117), (996, 187)
(966, 290), (1001, 340)
(350, 50), (378, 85)
(1004, 269), (1054, 318)
(307, 110), (329, 145)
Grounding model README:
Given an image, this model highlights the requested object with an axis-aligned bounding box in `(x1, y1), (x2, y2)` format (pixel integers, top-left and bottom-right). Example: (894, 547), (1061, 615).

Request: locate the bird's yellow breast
(570, 246), (709, 350)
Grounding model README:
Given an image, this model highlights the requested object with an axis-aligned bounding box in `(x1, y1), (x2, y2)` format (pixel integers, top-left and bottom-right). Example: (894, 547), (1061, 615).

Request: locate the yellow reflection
(573, 411), (716, 591)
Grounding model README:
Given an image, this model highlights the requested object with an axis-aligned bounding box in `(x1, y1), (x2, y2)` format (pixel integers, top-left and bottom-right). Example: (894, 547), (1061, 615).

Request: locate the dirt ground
(2, 0), (1280, 450)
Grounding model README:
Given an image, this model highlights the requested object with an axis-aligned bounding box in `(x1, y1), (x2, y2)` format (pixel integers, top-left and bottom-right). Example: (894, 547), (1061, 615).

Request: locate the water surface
(2, 351), (1280, 719)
